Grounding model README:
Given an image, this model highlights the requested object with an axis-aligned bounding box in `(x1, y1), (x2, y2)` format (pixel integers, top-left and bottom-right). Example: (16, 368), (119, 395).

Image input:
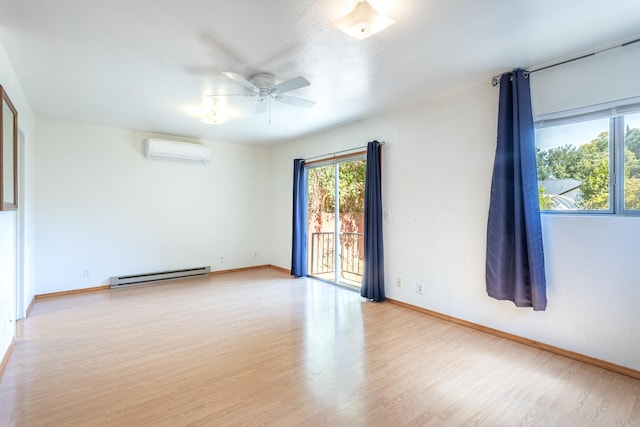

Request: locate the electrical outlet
(416, 282), (424, 294)
(219, 256), (224, 264)
(83, 269), (91, 278)
(395, 277), (402, 288)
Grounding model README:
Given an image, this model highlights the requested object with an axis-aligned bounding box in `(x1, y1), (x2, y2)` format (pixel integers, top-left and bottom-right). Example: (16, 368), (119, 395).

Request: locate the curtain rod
(491, 36), (640, 86)
(304, 141), (385, 162)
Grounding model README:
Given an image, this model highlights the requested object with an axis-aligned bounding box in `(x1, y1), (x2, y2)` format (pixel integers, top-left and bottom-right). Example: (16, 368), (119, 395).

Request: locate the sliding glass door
(307, 157), (366, 289)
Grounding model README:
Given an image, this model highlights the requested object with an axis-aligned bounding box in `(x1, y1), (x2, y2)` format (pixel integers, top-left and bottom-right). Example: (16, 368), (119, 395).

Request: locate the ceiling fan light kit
(333, 1), (395, 40)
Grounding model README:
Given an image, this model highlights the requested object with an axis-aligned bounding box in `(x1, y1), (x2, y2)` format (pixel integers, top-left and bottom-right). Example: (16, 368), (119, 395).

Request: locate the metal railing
(310, 232), (364, 281)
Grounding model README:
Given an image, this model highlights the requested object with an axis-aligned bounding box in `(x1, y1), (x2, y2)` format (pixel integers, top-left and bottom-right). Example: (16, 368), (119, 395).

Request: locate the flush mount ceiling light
(333, 1), (395, 40)
(201, 110), (226, 125)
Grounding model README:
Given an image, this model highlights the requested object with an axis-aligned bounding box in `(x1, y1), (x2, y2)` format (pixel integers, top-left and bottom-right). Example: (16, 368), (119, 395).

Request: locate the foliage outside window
(535, 108), (640, 214)
(307, 159), (366, 232)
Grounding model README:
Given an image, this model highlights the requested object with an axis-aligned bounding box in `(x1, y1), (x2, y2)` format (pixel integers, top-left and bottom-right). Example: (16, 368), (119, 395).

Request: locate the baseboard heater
(110, 266), (211, 288)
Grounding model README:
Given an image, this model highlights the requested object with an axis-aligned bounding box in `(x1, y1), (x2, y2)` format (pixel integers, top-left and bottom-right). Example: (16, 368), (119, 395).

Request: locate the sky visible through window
(537, 112), (640, 150)
(536, 117), (609, 151)
(627, 112), (640, 131)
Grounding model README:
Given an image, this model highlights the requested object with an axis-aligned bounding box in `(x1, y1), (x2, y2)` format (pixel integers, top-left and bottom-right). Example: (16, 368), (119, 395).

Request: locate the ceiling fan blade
(274, 95), (316, 109)
(255, 98), (268, 114)
(271, 76), (310, 94)
(222, 72), (260, 93)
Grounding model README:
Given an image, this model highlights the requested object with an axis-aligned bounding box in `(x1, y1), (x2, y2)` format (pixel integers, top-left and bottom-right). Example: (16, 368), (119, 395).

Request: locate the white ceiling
(1, 0), (639, 145)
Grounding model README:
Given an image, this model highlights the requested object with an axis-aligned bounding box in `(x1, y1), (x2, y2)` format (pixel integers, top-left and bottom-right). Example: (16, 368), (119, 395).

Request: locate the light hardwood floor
(1, 269), (639, 426)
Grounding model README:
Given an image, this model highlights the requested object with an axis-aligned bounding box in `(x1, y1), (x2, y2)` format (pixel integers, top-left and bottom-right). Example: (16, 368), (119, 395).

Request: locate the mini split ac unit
(145, 138), (210, 164)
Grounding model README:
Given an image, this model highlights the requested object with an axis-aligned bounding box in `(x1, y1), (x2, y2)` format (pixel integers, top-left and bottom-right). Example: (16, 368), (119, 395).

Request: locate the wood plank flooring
(1, 268), (639, 426)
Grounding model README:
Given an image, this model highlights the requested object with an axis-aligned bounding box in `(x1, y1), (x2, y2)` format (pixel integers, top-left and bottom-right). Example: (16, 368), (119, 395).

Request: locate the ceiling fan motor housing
(251, 73), (277, 90)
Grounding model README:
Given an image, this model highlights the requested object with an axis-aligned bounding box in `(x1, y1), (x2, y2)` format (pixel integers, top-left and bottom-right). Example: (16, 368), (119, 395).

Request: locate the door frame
(15, 129), (25, 320)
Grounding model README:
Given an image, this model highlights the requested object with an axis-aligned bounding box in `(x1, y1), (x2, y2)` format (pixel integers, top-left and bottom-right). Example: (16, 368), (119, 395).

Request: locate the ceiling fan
(212, 72), (316, 123)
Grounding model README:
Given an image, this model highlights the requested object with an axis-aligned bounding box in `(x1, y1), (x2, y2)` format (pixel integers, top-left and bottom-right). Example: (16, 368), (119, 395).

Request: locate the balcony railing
(309, 232), (364, 283)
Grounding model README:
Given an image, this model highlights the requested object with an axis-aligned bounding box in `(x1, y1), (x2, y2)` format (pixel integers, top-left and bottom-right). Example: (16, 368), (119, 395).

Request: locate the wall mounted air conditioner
(145, 138), (210, 164)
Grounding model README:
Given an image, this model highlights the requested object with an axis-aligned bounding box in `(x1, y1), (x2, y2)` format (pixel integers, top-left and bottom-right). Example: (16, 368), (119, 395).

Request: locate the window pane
(624, 112), (640, 210)
(535, 118), (610, 210)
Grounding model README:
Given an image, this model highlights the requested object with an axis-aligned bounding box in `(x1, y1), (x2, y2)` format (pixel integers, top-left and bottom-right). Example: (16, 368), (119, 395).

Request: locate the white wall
(267, 45), (640, 371)
(0, 40), (37, 361)
(35, 119), (269, 294)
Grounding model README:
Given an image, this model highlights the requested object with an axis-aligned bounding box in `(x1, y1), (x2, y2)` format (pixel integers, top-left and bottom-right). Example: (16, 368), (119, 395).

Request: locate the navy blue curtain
(291, 159), (307, 277)
(361, 141), (385, 302)
(486, 69), (547, 311)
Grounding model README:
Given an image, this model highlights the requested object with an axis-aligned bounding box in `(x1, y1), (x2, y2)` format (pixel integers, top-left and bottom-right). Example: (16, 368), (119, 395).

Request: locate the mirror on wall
(1, 85), (18, 211)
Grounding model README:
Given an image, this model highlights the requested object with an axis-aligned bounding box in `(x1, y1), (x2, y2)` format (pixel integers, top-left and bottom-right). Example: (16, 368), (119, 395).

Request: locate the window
(535, 104), (640, 214)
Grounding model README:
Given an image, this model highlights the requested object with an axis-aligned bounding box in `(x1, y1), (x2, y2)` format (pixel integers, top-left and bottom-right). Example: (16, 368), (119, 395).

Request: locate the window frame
(534, 98), (640, 216)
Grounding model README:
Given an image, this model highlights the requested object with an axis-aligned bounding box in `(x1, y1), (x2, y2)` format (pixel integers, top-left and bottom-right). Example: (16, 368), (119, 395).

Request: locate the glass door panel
(307, 164), (336, 283)
(337, 159), (365, 288)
